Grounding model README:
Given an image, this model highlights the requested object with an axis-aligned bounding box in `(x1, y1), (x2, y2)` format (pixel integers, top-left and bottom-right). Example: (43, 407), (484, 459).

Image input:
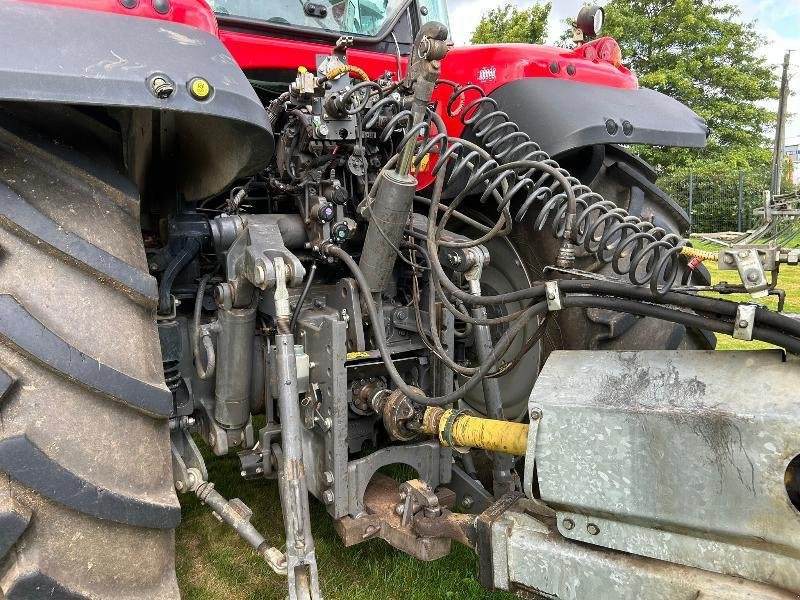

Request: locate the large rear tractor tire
(0, 110), (180, 599)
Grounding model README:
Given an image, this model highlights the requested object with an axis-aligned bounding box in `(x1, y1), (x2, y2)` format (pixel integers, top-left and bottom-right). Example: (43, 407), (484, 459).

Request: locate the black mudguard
(0, 1), (273, 200)
(488, 78), (708, 158)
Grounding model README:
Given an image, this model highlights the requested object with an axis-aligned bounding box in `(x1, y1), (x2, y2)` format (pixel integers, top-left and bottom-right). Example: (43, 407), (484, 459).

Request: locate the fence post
(688, 172), (693, 234)
(738, 171), (744, 232)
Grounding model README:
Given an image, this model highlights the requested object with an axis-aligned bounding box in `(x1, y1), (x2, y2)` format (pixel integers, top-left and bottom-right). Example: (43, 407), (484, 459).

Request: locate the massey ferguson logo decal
(478, 66), (497, 82)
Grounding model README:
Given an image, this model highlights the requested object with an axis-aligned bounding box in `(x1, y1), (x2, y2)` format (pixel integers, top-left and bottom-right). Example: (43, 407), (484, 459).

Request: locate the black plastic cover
(488, 78), (708, 158)
(0, 2), (274, 200)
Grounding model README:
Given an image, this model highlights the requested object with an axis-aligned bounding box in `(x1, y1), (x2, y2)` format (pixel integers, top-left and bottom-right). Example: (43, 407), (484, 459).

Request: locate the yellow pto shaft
(420, 407), (528, 456)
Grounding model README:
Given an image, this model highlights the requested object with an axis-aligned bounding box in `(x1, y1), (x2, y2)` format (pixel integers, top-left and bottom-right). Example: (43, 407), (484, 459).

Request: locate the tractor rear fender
(487, 78), (708, 158)
(0, 1), (274, 200)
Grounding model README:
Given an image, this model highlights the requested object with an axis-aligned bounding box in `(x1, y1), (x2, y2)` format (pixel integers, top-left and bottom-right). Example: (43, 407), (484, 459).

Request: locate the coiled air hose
(440, 83), (708, 295)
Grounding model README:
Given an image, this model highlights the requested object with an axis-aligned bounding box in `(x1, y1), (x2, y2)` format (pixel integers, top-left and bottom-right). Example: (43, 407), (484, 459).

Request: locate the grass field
(176, 248), (800, 599)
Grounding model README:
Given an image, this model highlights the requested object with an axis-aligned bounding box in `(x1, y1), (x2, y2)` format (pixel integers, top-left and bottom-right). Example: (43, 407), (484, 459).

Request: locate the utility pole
(771, 51), (792, 196)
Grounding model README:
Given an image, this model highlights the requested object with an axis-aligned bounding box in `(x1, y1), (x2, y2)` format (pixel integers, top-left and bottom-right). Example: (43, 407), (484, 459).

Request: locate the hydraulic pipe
(421, 407), (528, 457)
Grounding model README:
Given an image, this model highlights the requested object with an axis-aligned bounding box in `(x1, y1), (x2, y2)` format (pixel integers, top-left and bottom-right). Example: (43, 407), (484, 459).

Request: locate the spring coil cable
(442, 82), (690, 295)
(362, 85), (517, 229)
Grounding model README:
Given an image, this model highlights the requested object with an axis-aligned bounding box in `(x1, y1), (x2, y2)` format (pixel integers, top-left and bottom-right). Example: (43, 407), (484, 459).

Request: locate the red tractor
(3, 1), (800, 599)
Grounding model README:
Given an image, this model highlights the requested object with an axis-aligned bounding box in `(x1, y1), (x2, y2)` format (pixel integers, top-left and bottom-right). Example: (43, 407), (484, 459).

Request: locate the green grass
(177, 246), (800, 598)
(176, 441), (515, 600)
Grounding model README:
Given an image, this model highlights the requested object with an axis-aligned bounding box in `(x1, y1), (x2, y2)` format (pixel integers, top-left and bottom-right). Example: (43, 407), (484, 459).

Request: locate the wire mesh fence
(659, 170), (770, 235)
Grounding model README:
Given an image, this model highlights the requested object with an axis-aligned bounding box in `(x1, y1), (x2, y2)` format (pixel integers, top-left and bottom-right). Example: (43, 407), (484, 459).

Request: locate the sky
(445, 0), (800, 144)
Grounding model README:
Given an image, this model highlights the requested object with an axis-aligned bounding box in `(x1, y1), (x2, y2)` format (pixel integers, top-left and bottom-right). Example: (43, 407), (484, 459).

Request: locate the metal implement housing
(527, 349), (800, 593)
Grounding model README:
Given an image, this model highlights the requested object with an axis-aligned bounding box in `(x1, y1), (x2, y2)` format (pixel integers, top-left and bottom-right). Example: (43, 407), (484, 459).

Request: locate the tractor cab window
(206, 0), (429, 38)
(417, 0), (449, 30)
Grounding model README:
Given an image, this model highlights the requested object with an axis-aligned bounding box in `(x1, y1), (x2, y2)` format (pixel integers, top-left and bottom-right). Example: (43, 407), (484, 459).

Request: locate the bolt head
(738, 250), (749, 258)
(587, 522), (600, 535)
(394, 503), (405, 516)
(747, 272), (759, 282)
(175, 480), (185, 492)
(253, 264), (266, 286)
(318, 123), (330, 136)
(322, 471), (335, 486)
(322, 489), (335, 504)
(461, 495), (474, 509)
(562, 518), (575, 530)
(150, 75), (175, 99)
(738, 319), (749, 328)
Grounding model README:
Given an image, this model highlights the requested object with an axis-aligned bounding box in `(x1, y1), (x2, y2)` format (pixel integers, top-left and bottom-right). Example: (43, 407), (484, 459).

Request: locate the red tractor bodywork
(21, 0), (638, 137)
(20, 0), (661, 192)
(222, 29), (637, 134)
(23, 0), (638, 192)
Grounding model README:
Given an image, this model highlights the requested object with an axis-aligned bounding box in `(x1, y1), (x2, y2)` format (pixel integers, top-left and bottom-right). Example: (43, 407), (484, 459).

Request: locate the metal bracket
(523, 404), (542, 499)
(224, 220), (305, 307)
(170, 426), (207, 493)
(732, 304), (757, 341)
(463, 245), (491, 292)
(399, 479), (441, 527)
(719, 248), (770, 298)
(545, 281), (562, 311)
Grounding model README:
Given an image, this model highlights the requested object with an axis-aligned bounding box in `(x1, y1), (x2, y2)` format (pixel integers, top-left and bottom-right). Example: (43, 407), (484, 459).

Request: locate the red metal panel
(17, 0), (218, 34)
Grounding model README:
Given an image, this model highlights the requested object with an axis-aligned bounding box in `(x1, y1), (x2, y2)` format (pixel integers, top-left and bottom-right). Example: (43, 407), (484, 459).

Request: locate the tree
(601, 0), (778, 174)
(782, 154), (797, 193)
(471, 3), (551, 45)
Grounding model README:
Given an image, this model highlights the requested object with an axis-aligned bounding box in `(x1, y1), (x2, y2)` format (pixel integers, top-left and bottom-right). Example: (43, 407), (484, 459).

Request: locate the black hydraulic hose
(158, 237), (202, 315)
(562, 294), (800, 354)
(290, 262), (317, 334)
(267, 91), (290, 126)
(557, 279), (800, 338)
(325, 243), (547, 406)
(420, 138), (533, 326)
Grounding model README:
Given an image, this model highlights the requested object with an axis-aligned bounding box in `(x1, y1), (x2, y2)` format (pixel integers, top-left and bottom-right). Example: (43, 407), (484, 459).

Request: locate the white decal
(478, 66), (497, 82)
